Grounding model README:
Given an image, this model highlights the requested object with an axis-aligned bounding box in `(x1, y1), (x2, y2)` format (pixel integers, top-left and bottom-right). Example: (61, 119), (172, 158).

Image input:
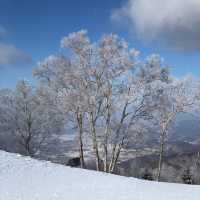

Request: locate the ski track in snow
(0, 151), (199, 200)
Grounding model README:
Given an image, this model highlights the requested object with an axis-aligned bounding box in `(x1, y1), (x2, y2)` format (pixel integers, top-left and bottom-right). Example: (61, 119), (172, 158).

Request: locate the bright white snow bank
(0, 151), (199, 200)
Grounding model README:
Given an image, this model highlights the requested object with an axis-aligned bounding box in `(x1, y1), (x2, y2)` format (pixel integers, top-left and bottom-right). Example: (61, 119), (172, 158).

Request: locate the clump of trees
(0, 30), (200, 180)
(0, 80), (65, 157)
(34, 30), (171, 173)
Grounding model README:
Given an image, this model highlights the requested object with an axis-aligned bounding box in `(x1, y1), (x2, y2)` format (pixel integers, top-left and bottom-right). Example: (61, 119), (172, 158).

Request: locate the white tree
(59, 31), (139, 171)
(34, 52), (89, 168)
(0, 89), (17, 151)
(106, 54), (171, 173)
(0, 80), (64, 156)
(149, 75), (200, 181)
(34, 30), (171, 173)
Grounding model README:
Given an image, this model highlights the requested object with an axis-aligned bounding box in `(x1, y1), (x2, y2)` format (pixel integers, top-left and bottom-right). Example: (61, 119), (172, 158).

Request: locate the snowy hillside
(0, 151), (199, 200)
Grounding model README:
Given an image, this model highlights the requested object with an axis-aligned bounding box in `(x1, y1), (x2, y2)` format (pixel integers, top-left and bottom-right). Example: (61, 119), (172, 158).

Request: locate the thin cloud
(0, 43), (32, 66)
(111, 0), (200, 51)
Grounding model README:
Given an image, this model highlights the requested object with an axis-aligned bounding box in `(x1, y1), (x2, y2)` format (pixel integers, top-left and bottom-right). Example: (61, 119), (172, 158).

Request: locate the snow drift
(0, 150), (199, 200)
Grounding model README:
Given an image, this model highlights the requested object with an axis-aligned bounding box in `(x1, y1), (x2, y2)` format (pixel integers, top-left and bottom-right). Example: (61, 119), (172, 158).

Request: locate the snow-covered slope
(0, 151), (199, 200)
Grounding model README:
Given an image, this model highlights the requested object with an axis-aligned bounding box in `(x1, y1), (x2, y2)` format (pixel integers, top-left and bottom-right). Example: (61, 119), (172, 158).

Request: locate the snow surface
(0, 151), (199, 200)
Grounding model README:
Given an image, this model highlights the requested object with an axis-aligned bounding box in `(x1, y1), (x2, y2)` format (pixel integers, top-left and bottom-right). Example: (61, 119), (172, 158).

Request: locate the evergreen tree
(141, 169), (153, 181)
(182, 169), (194, 184)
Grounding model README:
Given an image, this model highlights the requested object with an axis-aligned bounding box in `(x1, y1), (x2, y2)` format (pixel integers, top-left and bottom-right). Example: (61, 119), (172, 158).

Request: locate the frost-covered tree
(149, 75), (200, 181)
(0, 88), (17, 151)
(34, 50), (88, 168)
(0, 89), (15, 132)
(104, 54), (170, 173)
(0, 80), (64, 156)
(34, 30), (171, 173)
(35, 30), (138, 171)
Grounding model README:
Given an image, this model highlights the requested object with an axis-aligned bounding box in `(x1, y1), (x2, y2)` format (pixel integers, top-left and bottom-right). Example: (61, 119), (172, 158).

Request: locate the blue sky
(0, 0), (200, 88)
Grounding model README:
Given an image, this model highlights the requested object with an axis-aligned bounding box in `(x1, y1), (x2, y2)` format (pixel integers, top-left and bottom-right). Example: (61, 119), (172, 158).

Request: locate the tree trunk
(25, 140), (31, 156)
(108, 124), (124, 173)
(109, 102), (129, 173)
(103, 98), (111, 172)
(25, 117), (33, 157)
(103, 145), (108, 172)
(109, 144), (116, 173)
(76, 112), (85, 168)
(156, 130), (165, 181)
(90, 112), (101, 171)
(109, 136), (125, 173)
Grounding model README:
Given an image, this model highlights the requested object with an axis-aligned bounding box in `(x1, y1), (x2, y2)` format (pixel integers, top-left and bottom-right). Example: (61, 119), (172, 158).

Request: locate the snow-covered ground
(0, 151), (199, 200)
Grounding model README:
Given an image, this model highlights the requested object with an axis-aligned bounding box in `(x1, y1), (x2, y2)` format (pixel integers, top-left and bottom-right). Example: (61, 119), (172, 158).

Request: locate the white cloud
(0, 43), (32, 66)
(111, 0), (200, 51)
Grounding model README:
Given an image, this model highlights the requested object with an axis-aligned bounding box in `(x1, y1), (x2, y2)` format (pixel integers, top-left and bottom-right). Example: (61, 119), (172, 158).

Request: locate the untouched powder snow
(0, 151), (200, 200)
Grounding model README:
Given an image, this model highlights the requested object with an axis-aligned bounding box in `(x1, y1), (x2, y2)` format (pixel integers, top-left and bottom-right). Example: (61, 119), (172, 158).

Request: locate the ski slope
(0, 150), (199, 200)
